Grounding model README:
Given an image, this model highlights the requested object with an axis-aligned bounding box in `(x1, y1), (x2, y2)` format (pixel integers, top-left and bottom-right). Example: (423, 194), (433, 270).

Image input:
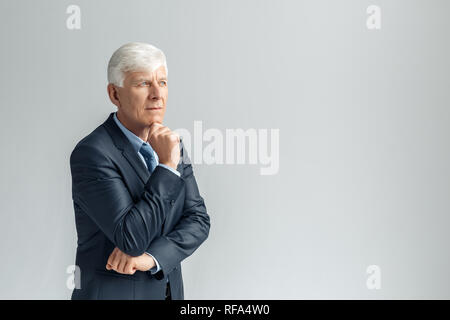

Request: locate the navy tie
(139, 143), (157, 173)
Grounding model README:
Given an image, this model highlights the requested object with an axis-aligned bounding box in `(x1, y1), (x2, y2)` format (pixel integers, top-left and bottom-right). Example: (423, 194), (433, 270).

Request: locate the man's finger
(109, 248), (122, 270)
(117, 253), (128, 273)
(165, 131), (180, 142)
(124, 260), (136, 275)
(148, 123), (164, 138)
(149, 126), (169, 141)
(106, 248), (118, 269)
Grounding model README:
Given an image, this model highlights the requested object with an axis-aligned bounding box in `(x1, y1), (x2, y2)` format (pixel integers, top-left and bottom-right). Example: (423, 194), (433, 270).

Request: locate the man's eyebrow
(133, 77), (167, 82)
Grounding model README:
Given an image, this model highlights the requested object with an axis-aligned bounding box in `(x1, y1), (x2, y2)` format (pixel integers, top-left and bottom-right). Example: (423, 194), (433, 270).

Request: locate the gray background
(0, 0), (449, 299)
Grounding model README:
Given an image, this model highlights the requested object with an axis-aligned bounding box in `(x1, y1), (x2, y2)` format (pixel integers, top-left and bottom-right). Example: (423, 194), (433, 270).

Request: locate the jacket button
(170, 199), (175, 206)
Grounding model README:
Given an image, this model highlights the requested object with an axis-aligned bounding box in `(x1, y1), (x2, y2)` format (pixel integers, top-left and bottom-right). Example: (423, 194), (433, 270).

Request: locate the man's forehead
(127, 67), (166, 80)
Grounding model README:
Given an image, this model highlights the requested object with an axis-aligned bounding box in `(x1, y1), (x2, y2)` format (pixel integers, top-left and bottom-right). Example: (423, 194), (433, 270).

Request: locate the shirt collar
(113, 112), (157, 161)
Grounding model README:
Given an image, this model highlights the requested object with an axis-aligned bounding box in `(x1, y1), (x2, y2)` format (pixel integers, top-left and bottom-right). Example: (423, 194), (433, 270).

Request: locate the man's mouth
(145, 107), (162, 110)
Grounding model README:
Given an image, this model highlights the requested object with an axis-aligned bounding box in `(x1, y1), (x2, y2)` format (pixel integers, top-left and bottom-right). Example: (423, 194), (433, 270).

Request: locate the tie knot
(139, 143), (153, 158)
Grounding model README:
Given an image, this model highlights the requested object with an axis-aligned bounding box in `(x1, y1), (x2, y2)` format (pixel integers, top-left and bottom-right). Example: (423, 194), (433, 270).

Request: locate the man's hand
(147, 123), (180, 170)
(106, 247), (156, 275)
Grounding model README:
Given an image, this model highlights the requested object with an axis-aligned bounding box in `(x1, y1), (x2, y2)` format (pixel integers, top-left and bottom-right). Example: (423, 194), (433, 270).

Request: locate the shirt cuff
(158, 163), (181, 177)
(145, 252), (161, 274)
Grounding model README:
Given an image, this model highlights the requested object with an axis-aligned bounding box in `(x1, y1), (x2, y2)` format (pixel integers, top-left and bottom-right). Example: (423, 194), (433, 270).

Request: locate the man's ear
(107, 83), (121, 108)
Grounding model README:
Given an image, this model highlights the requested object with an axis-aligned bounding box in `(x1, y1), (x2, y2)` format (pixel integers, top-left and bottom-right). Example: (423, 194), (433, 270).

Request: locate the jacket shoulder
(70, 123), (112, 166)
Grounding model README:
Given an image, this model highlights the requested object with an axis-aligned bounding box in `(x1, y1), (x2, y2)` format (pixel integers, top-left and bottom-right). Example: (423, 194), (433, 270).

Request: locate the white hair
(107, 42), (168, 87)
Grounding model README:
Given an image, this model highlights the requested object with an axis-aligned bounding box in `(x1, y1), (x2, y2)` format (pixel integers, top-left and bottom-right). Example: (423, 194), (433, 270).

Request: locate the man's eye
(160, 81), (167, 86)
(138, 81), (149, 86)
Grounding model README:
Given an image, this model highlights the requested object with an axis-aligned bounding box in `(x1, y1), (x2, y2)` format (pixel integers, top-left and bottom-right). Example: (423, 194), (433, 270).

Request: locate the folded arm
(70, 144), (184, 257)
(145, 142), (211, 280)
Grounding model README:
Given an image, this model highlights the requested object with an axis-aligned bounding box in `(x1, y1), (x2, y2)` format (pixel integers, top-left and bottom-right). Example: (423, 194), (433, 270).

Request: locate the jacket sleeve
(145, 140), (211, 280)
(70, 143), (185, 257)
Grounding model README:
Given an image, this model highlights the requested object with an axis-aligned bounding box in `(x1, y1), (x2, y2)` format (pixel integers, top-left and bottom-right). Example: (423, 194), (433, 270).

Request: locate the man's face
(114, 65), (168, 127)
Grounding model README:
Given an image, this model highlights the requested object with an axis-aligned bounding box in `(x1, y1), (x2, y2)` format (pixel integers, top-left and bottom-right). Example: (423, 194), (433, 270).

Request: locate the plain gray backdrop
(0, 0), (449, 299)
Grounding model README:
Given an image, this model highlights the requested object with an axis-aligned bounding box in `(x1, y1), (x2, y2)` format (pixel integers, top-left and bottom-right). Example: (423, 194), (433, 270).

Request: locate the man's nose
(148, 85), (162, 100)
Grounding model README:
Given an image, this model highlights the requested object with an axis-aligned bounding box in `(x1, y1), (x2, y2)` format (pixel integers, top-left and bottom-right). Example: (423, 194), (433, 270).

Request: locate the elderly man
(70, 42), (210, 300)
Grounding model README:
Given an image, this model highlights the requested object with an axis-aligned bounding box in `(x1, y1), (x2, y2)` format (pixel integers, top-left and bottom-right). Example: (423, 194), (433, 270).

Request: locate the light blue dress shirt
(113, 112), (179, 276)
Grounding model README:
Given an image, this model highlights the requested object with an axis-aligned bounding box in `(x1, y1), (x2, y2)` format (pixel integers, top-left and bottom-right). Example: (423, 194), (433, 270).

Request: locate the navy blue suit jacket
(70, 112), (210, 300)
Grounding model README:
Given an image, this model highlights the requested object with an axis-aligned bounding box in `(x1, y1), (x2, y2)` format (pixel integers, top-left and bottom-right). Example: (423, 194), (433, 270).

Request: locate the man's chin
(144, 115), (163, 126)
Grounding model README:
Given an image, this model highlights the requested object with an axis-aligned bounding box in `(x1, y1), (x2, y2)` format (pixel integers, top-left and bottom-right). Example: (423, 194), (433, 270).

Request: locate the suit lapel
(102, 112), (150, 184)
